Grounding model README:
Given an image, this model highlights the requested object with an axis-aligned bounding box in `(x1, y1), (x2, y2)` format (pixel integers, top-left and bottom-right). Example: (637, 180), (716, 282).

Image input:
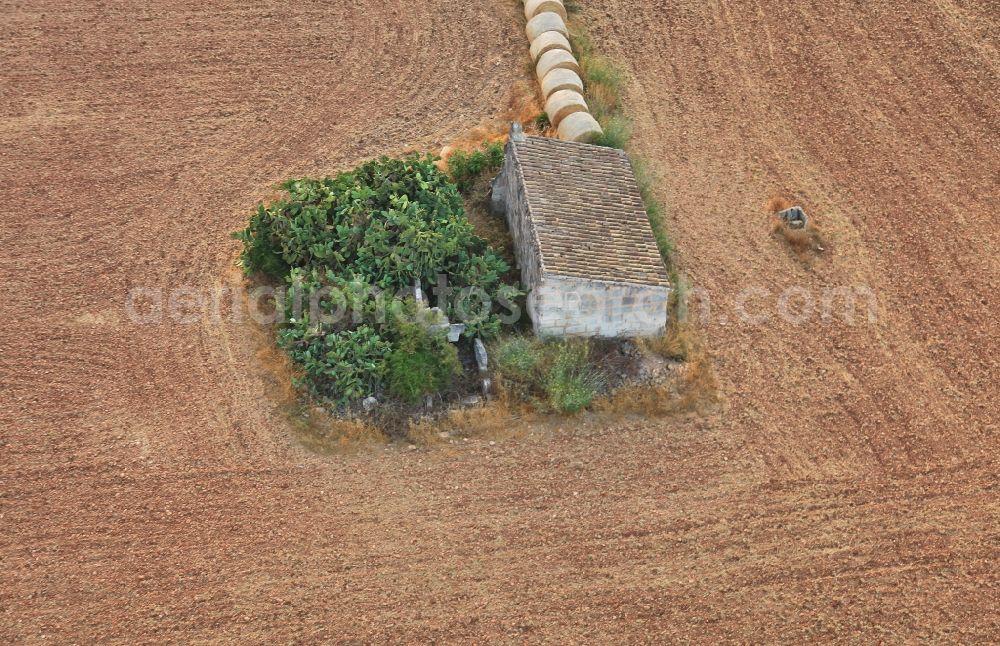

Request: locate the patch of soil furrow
(1, 0), (998, 642)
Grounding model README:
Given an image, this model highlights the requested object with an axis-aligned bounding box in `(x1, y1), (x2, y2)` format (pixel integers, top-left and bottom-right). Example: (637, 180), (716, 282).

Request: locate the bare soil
(2, 0), (998, 642)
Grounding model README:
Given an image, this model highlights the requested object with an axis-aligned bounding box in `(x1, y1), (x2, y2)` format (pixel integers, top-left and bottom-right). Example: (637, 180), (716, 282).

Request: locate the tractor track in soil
(1, 0), (998, 642)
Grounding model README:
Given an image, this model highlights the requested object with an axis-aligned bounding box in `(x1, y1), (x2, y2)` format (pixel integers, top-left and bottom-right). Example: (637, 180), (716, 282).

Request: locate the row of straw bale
(523, 1), (602, 143)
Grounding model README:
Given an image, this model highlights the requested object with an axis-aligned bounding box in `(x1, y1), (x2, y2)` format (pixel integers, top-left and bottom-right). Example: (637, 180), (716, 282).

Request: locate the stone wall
(491, 139), (544, 291)
(529, 275), (670, 338)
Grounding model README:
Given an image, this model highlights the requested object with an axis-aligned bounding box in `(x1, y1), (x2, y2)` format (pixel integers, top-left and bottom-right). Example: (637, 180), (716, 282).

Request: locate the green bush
(494, 336), (543, 383)
(278, 325), (391, 406)
(494, 339), (606, 413)
(387, 323), (460, 403)
(234, 154), (519, 407)
(591, 115), (632, 149)
(235, 155), (508, 296)
(544, 342), (605, 414)
(446, 141), (505, 193)
(533, 113), (551, 130)
(236, 205), (290, 279)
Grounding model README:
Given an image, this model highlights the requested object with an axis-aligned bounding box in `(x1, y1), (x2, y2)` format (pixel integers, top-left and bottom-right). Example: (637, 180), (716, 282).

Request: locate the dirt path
(1, 0), (998, 642)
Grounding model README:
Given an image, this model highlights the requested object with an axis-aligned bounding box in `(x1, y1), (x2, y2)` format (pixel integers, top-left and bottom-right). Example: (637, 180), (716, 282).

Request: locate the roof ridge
(519, 135), (630, 158)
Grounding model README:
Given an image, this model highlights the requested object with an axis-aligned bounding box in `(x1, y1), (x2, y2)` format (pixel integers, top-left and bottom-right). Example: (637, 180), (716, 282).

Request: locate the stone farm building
(490, 127), (670, 338)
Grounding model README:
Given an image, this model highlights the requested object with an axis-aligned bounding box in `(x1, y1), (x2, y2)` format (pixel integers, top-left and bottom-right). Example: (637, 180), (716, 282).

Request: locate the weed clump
(580, 56), (623, 122)
(642, 322), (690, 362)
(544, 342), (605, 414)
(591, 115), (633, 150)
(631, 158), (672, 268)
(492, 337), (605, 414)
(387, 323), (460, 403)
(443, 140), (518, 269)
(446, 141), (505, 193)
(494, 336), (543, 382)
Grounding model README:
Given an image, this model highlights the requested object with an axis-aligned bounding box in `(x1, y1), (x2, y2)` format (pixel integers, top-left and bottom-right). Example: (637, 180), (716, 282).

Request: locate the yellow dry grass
(585, 81), (620, 121)
(641, 320), (691, 361)
(594, 347), (718, 419)
(406, 394), (539, 446)
(439, 80), (546, 165)
(766, 195), (794, 214)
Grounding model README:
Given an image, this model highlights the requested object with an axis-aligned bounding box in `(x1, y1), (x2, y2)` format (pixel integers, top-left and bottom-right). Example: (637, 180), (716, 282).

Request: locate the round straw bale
(540, 67), (584, 99)
(526, 12), (568, 42)
(545, 90), (589, 128)
(529, 31), (572, 63)
(557, 111), (604, 143)
(524, 0), (567, 21)
(536, 48), (580, 80)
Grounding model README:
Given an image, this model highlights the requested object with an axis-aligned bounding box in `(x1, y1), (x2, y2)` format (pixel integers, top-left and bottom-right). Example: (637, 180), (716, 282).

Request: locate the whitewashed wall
(529, 275), (669, 338)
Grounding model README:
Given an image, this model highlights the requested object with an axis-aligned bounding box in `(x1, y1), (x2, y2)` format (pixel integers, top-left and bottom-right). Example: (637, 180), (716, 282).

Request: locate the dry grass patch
(605, 274), (719, 417)
(673, 347), (720, 412)
(406, 397), (538, 446)
(595, 346), (718, 418)
(582, 69), (621, 120)
(767, 195), (793, 214)
(287, 405), (387, 454)
(773, 220), (825, 256)
(440, 80), (546, 159)
(641, 320), (691, 361)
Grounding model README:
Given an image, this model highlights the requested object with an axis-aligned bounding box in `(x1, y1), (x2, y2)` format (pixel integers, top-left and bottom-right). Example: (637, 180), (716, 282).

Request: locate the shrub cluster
(493, 337), (606, 414)
(236, 155), (508, 293)
(234, 154), (518, 407)
(446, 141), (505, 193)
(280, 324), (392, 404)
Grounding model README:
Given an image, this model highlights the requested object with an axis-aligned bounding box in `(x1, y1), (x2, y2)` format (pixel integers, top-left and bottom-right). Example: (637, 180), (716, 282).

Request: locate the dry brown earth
(1, 0), (998, 642)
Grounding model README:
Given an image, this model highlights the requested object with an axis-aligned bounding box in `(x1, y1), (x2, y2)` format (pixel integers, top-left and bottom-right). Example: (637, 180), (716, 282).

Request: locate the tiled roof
(512, 136), (669, 287)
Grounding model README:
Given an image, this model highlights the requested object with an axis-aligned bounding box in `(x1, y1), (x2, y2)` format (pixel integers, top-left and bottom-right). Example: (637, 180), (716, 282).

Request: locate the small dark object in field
(777, 206), (808, 229)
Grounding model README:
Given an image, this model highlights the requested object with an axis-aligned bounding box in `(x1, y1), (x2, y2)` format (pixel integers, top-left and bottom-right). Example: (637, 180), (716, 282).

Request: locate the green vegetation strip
(493, 336), (606, 414)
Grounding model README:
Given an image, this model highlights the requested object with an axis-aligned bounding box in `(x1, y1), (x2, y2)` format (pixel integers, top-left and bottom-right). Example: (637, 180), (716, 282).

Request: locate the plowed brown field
(2, 0), (998, 642)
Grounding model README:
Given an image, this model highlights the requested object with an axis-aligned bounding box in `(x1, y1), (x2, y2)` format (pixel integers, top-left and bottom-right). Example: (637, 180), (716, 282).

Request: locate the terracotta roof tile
(512, 136), (669, 287)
